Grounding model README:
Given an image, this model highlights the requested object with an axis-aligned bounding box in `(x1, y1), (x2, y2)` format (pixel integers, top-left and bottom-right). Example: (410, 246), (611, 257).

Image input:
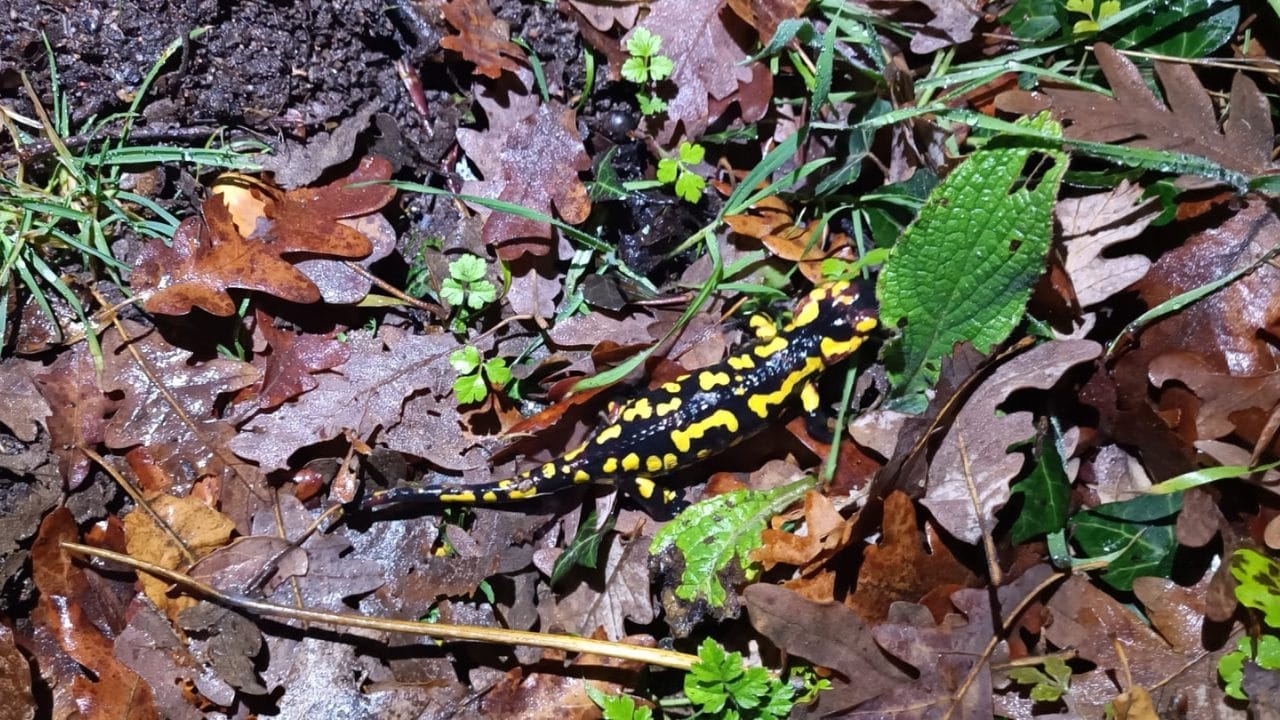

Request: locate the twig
(61, 541), (699, 671)
(957, 432), (1002, 586)
(344, 261), (446, 318)
(78, 446), (196, 565)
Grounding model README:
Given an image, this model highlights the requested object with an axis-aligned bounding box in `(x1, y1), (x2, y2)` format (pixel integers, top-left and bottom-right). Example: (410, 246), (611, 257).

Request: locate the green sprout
(656, 142), (707, 204)
(449, 345), (512, 405)
(683, 639), (795, 719)
(440, 253), (498, 333)
(1065, 0), (1120, 34)
(621, 27), (674, 116)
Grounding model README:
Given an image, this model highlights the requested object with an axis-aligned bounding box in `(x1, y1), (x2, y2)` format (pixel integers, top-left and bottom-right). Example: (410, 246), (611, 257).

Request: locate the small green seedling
(440, 253), (498, 332)
(449, 345), (511, 405)
(1065, 0), (1120, 33)
(1219, 548), (1280, 699)
(684, 638), (795, 719)
(657, 142), (707, 204)
(621, 27), (674, 116)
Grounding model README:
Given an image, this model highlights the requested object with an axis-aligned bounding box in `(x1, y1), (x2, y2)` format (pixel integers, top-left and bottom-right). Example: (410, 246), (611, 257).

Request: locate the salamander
(365, 281), (877, 507)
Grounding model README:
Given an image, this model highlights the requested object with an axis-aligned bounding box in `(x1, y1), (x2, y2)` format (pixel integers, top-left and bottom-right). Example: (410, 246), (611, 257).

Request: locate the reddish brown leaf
(112, 602), (205, 720)
(122, 492), (235, 617)
(32, 347), (113, 490)
(1047, 44), (1276, 185)
(440, 0), (526, 79)
(253, 314), (351, 409)
(629, 0), (772, 143)
(725, 0), (807, 40)
(477, 637), (650, 718)
(458, 103), (592, 259)
(0, 358), (48, 443)
(846, 491), (976, 623)
(0, 622), (36, 720)
(858, 0), (979, 54)
(754, 491), (854, 574)
(1045, 573), (1238, 717)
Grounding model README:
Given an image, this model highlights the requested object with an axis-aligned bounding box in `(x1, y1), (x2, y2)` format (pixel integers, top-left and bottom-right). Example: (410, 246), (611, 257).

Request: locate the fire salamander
(366, 281), (877, 508)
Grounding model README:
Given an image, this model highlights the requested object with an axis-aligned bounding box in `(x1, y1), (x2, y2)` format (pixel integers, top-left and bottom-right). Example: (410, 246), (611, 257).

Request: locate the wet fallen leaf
(440, 0), (526, 79)
(123, 492), (235, 617)
(1058, 181), (1158, 307)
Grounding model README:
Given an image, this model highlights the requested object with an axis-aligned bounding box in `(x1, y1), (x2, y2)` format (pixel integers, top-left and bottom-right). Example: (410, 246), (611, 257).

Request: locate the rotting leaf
(113, 601), (205, 720)
(0, 624), (36, 720)
(123, 492), (235, 617)
(457, 102), (592, 259)
(32, 347), (112, 490)
(440, 0), (526, 79)
(252, 314), (351, 409)
(923, 340), (1101, 545)
(1047, 43), (1276, 186)
(553, 532), (655, 641)
(0, 357), (49, 443)
(846, 491), (975, 623)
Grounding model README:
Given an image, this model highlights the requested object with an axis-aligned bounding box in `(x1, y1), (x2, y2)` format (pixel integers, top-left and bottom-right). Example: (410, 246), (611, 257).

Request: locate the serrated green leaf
(448, 346), (480, 374)
(621, 57), (649, 84)
(483, 357), (511, 387)
(651, 478), (813, 608)
(637, 93), (667, 115)
(466, 279), (497, 308)
(587, 685), (655, 720)
(627, 27), (661, 57)
(679, 141), (705, 165)
(878, 113), (1067, 411)
(453, 372), (488, 404)
(449, 254), (487, 283)
(1071, 492), (1181, 590)
(1010, 428), (1071, 543)
(440, 277), (465, 307)
(674, 172), (705, 203)
(1065, 0), (1093, 12)
(656, 158), (678, 184)
(1007, 655), (1070, 701)
(648, 54), (673, 82)
(1220, 634), (1280, 699)
(551, 511), (614, 585)
(1231, 549), (1280, 628)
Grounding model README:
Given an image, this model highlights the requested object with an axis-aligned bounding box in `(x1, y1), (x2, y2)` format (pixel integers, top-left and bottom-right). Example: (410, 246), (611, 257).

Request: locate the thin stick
(61, 541), (699, 671)
(343, 261), (445, 318)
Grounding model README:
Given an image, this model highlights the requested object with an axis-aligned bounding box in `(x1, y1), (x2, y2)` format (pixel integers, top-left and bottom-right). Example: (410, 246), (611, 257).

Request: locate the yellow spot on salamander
(727, 354), (755, 371)
(662, 381), (683, 393)
(662, 489), (679, 503)
(622, 398), (653, 422)
(754, 336), (788, 358)
(541, 462), (557, 479)
(603, 457), (619, 474)
(749, 314), (777, 340)
(697, 448), (712, 459)
(574, 470), (591, 484)
(563, 444), (586, 462)
(670, 409), (740, 453)
(645, 455), (663, 473)
(656, 398), (682, 416)
(790, 298), (821, 328)
(663, 453), (679, 470)
(698, 371), (731, 391)
(801, 381), (821, 413)
(595, 424), (623, 445)
(497, 479), (514, 489)
(820, 335), (864, 361)
(747, 356), (825, 418)
(634, 477), (657, 499)
(439, 491), (476, 503)
(506, 487), (538, 500)
(622, 453), (641, 472)
(856, 316), (878, 333)
(482, 491), (499, 503)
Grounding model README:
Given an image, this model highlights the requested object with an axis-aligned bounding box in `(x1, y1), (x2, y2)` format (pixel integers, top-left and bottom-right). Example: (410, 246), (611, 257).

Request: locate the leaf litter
(1, 0), (1279, 717)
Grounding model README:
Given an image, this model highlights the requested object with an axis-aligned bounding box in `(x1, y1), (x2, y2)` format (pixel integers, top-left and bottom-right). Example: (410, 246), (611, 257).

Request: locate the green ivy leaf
(1115, 0), (1238, 58)
(1010, 428), (1071, 543)
(1230, 549), (1280, 628)
(448, 346), (480, 375)
(878, 113), (1067, 411)
(1070, 492), (1181, 591)
(651, 477), (813, 608)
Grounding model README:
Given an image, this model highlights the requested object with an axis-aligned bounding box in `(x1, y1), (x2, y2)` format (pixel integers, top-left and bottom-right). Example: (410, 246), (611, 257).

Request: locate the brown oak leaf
(458, 102), (592, 259)
(253, 313), (351, 409)
(1047, 43), (1276, 186)
(440, 0), (526, 79)
(33, 347), (114, 490)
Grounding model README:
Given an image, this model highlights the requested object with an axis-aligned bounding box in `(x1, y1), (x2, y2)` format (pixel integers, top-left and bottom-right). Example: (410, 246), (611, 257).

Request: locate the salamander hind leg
(619, 476), (687, 515)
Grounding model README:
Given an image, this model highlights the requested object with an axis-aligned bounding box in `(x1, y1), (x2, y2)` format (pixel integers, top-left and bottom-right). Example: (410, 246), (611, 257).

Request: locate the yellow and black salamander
(366, 281), (877, 507)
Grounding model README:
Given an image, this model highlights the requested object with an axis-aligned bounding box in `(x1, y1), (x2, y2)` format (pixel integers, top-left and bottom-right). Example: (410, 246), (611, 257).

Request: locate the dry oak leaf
(1045, 573), (1241, 718)
(1149, 351), (1280, 447)
(457, 102), (592, 259)
(123, 492), (235, 617)
(253, 314), (351, 409)
(725, 196), (859, 284)
(0, 624), (36, 720)
(0, 357), (49, 442)
(132, 157), (392, 315)
(846, 490), (976, 623)
(112, 601), (205, 720)
(1058, 180), (1159, 307)
(231, 326), (457, 471)
(1047, 43), (1276, 186)
(629, 0), (773, 143)
(923, 339), (1101, 544)
(856, 0), (979, 54)
(440, 0), (526, 79)
(726, 0), (807, 41)
(553, 533), (656, 641)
